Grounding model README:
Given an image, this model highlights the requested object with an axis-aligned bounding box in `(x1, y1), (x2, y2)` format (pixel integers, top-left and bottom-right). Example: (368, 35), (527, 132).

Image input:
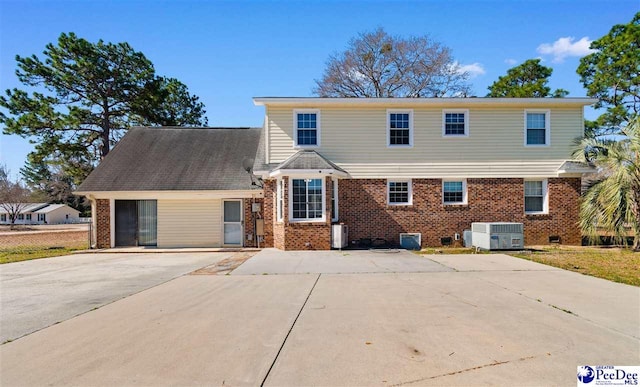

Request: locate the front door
(223, 200), (243, 246)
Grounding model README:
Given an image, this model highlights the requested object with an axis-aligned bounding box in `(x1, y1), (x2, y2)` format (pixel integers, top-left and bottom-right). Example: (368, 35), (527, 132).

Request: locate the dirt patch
(0, 231), (88, 249)
(190, 252), (257, 275)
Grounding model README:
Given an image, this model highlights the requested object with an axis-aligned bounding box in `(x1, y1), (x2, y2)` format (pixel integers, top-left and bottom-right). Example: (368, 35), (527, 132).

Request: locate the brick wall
(95, 199), (110, 248)
(242, 198), (267, 248)
(265, 176), (333, 250)
(338, 178), (581, 247)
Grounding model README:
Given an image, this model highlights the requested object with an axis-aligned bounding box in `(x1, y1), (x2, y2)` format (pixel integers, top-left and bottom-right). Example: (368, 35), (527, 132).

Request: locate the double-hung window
(291, 178), (324, 221)
(17, 214), (24, 220)
(294, 110), (320, 147)
(387, 110), (413, 147)
(38, 213), (46, 222)
(443, 110), (469, 137)
(525, 110), (550, 146)
(26, 214), (32, 221)
(388, 180), (412, 205)
(443, 180), (467, 204)
(1, 214), (6, 222)
(524, 180), (548, 214)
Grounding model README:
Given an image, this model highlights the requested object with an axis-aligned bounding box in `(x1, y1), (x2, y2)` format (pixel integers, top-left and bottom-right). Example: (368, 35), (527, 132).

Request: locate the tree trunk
(101, 108), (111, 159)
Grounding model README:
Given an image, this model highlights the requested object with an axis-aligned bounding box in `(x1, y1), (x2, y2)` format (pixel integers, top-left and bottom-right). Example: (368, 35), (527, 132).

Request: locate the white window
(387, 180), (412, 205)
(17, 214), (24, 220)
(524, 179), (548, 214)
(26, 214), (32, 221)
(1, 214), (6, 222)
(38, 213), (46, 222)
(387, 110), (413, 147)
(290, 178), (325, 221)
(276, 179), (284, 222)
(294, 109), (320, 148)
(525, 110), (550, 146)
(442, 110), (469, 137)
(443, 179), (467, 205)
(331, 178), (338, 222)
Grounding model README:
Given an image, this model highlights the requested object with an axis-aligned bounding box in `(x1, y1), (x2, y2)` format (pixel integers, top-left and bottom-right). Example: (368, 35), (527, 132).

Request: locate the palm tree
(572, 115), (640, 251)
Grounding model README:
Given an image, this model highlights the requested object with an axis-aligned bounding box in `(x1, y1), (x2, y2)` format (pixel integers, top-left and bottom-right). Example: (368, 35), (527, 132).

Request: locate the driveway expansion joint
(261, 273), (321, 387)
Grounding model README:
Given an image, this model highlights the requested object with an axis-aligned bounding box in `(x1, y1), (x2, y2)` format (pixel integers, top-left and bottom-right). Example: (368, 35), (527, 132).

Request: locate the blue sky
(0, 0), (637, 179)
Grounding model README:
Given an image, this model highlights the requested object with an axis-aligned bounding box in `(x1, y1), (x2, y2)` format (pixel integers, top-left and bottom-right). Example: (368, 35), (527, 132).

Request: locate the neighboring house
(0, 203), (81, 225)
(76, 98), (596, 250)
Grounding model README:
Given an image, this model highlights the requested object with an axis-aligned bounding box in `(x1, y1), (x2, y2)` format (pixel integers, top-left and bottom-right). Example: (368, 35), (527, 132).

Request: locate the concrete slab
(473, 269), (640, 339)
(0, 252), (232, 342)
(232, 248), (453, 275)
(0, 275), (318, 386)
(426, 253), (564, 271)
(264, 273), (639, 386)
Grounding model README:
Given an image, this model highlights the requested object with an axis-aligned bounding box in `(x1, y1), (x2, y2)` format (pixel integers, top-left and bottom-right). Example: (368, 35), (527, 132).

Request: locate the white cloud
(504, 58), (517, 65)
(537, 36), (596, 63)
(456, 62), (486, 78)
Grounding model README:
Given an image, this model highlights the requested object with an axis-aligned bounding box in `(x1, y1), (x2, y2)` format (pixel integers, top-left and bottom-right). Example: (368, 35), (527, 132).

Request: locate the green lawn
(509, 246), (639, 287)
(0, 243), (88, 264)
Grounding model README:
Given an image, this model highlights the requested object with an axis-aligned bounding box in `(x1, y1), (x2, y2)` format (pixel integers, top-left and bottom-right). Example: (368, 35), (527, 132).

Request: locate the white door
(223, 200), (243, 246)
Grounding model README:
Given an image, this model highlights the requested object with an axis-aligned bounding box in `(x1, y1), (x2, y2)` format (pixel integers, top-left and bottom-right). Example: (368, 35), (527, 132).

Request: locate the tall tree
(0, 33), (208, 207)
(572, 115), (640, 251)
(487, 59), (568, 98)
(314, 28), (471, 98)
(1, 32), (207, 162)
(0, 166), (32, 229)
(577, 12), (640, 129)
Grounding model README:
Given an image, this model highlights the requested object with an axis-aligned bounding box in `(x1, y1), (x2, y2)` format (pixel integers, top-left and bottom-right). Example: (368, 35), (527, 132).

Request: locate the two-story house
(76, 97), (596, 250)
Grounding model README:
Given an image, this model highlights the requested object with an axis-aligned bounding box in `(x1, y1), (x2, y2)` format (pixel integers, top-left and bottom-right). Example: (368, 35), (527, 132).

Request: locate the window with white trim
(525, 110), (550, 146)
(1, 214), (6, 222)
(291, 178), (324, 221)
(276, 179), (284, 222)
(331, 178), (338, 222)
(294, 110), (320, 147)
(26, 214), (32, 221)
(524, 180), (548, 214)
(443, 110), (469, 136)
(17, 214), (24, 220)
(38, 213), (46, 222)
(387, 110), (413, 146)
(443, 180), (467, 204)
(387, 180), (412, 205)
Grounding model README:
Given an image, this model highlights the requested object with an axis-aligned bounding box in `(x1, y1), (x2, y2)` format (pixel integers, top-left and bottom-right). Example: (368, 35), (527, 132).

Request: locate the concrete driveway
(1, 250), (638, 386)
(0, 252), (234, 343)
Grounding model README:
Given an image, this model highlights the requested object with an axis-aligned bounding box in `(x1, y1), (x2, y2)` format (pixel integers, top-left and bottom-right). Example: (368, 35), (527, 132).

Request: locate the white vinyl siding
(267, 106), (582, 178)
(157, 200), (222, 247)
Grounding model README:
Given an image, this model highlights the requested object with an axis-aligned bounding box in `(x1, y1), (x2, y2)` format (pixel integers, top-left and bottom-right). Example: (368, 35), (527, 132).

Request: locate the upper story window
(525, 110), (550, 146)
(294, 109), (320, 147)
(524, 179), (548, 214)
(387, 180), (412, 205)
(443, 180), (467, 205)
(443, 110), (469, 137)
(387, 110), (413, 147)
(291, 178), (324, 221)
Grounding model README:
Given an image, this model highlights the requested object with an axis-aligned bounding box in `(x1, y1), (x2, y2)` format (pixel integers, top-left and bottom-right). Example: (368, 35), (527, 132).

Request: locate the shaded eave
(254, 97), (598, 107)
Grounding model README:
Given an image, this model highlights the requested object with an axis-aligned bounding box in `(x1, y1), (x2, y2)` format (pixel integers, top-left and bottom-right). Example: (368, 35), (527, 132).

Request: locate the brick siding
(338, 178), (581, 247)
(95, 199), (110, 248)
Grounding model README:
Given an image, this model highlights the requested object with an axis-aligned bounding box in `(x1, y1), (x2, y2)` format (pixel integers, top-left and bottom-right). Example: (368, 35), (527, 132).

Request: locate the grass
(0, 243), (88, 264)
(416, 247), (489, 255)
(509, 245), (640, 287)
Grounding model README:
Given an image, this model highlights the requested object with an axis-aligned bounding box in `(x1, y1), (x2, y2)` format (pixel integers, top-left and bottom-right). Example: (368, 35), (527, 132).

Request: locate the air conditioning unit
(332, 224), (348, 249)
(471, 222), (524, 250)
(400, 233), (421, 250)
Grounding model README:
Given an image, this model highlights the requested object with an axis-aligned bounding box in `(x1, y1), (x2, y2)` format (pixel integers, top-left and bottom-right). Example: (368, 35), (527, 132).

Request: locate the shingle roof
(272, 150), (348, 173)
(77, 127), (262, 192)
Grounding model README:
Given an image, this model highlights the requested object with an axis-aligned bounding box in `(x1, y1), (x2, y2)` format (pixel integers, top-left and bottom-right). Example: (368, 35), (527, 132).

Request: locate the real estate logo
(577, 366), (639, 386)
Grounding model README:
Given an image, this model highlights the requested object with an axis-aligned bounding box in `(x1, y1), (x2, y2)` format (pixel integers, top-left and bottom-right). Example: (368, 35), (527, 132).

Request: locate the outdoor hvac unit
(400, 233), (421, 250)
(471, 222), (524, 250)
(331, 224), (349, 249)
